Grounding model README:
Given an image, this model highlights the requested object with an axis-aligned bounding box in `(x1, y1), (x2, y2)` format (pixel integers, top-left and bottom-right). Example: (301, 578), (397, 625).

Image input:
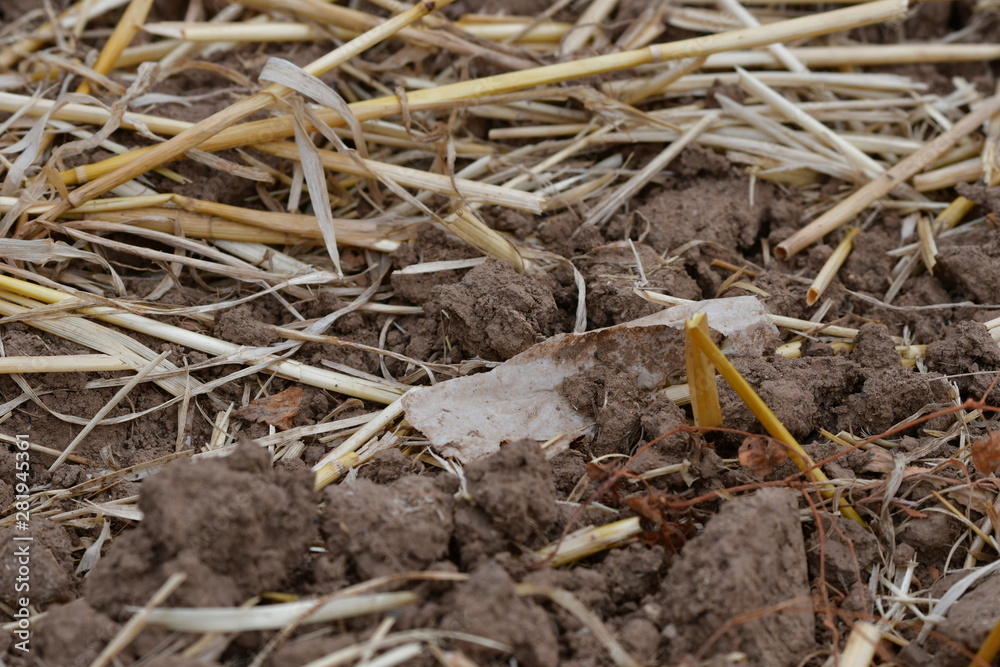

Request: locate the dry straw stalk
(49, 0), (457, 213)
(0, 354), (129, 373)
(54, 0), (905, 200)
(0, 275), (402, 404)
(776, 92), (1000, 259)
(685, 313), (722, 429)
(807, 227), (860, 305)
(687, 320), (864, 525)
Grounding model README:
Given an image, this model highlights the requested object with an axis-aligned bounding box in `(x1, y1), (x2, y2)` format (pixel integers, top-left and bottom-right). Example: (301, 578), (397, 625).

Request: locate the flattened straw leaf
(141, 592), (417, 633)
(76, 519), (111, 575)
(51, 0), (455, 213)
(0, 292), (197, 397)
(919, 559), (1000, 643)
(288, 98), (342, 275)
(0, 354), (130, 373)
(638, 290), (878, 341)
(687, 323), (865, 525)
(515, 583), (640, 667)
(840, 621), (881, 667)
(259, 57), (372, 162)
(776, 92), (1000, 259)
(807, 227), (860, 306)
(50, 350), (170, 471)
(61, 0), (906, 189)
(252, 141), (545, 213)
(684, 313), (721, 429)
(90, 572), (186, 667)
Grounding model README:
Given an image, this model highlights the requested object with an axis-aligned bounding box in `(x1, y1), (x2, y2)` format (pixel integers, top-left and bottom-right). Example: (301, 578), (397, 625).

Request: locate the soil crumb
(440, 560), (559, 667)
(659, 489), (814, 666)
(925, 320), (1000, 404)
(321, 475), (454, 580)
(83, 443), (316, 618)
(426, 258), (560, 360)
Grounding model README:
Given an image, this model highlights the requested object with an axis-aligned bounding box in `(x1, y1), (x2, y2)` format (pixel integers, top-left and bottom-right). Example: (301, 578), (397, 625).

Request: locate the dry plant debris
(0, 0), (999, 665)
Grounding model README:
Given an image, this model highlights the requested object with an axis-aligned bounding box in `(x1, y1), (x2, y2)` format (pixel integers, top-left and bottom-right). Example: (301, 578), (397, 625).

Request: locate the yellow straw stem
(936, 196), (976, 230)
(76, 0), (154, 96)
(806, 227), (860, 305)
(916, 214), (937, 275)
(687, 323), (864, 525)
(685, 313), (722, 428)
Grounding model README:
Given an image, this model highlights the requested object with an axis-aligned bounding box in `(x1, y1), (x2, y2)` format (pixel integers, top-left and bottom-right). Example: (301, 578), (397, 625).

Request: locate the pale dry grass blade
(703, 43), (1000, 69)
(0, 292), (197, 397)
(737, 68), (884, 181)
(142, 592), (418, 633)
(77, 0), (155, 97)
(0, 275), (402, 404)
(0, 0), (131, 69)
(515, 583), (640, 667)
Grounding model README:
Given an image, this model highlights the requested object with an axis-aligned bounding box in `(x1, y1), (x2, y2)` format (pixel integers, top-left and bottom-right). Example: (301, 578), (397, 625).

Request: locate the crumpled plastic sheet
(403, 296), (777, 462)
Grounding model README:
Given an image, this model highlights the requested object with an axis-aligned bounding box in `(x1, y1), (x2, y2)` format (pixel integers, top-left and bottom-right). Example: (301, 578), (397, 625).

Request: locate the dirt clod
(659, 489), (814, 666)
(426, 258), (560, 360)
(83, 443), (316, 618)
(321, 476), (454, 580)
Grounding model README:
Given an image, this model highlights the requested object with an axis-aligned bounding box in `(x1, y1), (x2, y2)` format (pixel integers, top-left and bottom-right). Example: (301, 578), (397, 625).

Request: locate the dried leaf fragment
(972, 432), (1000, 474)
(234, 386), (303, 430)
(738, 435), (788, 477)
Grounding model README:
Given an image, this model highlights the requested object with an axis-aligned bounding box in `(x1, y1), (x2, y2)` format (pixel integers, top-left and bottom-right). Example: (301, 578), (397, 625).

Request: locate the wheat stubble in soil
(1, 0), (1000, 665)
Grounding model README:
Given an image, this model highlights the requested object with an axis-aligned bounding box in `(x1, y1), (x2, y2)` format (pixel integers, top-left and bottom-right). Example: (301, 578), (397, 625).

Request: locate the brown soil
(2, 0), (1000, 665)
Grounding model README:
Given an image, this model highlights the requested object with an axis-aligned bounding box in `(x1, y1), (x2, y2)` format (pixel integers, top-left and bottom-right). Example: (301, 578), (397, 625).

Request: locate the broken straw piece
(403, 296), (777, 462)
